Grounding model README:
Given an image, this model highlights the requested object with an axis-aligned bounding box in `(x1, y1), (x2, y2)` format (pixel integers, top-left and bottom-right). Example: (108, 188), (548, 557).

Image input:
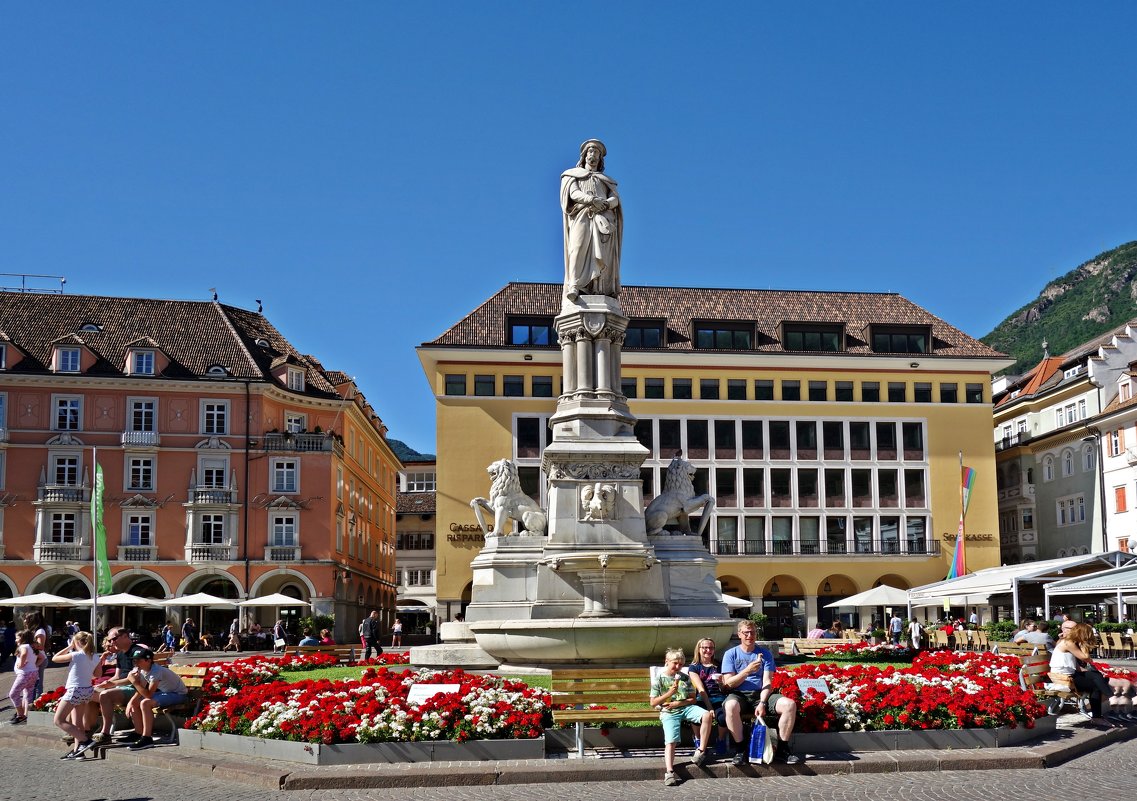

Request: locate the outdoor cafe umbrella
(158, 592), (239, 638)
(3, 592), (85, 607)
(237, 593), (312, 608)
(74, 592), (163, 628)
(720, 592), (753, 610)
(823, 584), (910, 608)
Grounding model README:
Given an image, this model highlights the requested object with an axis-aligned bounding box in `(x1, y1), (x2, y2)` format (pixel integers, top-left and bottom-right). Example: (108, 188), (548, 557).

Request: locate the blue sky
(4, 4), (1136, 454)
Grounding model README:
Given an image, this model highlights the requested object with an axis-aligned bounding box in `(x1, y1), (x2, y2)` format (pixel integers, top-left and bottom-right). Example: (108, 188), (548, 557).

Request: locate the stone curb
(4, 722), (1136, 790)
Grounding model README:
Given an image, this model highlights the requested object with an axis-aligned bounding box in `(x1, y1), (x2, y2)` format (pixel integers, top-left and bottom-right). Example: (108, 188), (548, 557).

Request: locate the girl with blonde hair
(52, 630), (101, 758)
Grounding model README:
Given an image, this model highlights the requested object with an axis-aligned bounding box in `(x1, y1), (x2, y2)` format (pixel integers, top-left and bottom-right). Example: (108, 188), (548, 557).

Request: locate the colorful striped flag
(946, 464), (975, 580)
(92, 462), (113, 595)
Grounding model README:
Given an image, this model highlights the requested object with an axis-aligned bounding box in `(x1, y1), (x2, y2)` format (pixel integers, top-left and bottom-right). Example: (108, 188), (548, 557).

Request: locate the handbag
(748, 716), (775, 765)
(274, 637), (286, 648)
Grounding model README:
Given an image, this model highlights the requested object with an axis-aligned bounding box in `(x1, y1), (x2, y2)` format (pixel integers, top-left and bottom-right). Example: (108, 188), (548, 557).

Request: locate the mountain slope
(981, 241), (1137, 372)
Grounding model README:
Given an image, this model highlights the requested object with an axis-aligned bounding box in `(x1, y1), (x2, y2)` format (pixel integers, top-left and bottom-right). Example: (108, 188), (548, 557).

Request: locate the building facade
(419, 282), (1011, 634)
(393, 445), (437, 634)
(0, 292), (401, 641)
(993, 324), (1137, 563)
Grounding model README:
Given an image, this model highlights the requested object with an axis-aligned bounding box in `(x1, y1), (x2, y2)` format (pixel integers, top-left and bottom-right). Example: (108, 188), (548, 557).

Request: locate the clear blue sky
(5, 4), (1136, 454)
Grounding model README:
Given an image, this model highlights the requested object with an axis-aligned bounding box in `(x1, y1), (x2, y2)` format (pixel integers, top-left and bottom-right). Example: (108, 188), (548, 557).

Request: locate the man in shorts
(90, 628), (138, 742)
(721, 618), (802, 765)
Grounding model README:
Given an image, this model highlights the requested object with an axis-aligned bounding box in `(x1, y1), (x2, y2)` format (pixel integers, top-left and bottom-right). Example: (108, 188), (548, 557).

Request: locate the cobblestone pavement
(0, 735), (1135, 801)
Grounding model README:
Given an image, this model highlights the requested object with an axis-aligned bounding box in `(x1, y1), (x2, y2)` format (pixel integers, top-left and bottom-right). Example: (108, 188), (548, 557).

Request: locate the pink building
(0, 291), (400, 643)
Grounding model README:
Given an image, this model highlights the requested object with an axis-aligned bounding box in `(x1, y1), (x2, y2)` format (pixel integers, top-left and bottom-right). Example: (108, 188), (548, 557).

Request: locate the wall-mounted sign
(447, 522), (485, 543)
(941, 532), (995, 541)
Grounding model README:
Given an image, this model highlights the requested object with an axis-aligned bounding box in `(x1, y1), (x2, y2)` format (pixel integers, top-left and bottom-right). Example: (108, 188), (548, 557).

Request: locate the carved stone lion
(644, 456), (715, 536)
(470, 458), (548, 537)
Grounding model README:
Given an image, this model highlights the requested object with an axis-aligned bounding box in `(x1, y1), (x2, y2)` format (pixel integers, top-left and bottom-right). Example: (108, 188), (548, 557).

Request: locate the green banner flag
(93, 463), (113, 595)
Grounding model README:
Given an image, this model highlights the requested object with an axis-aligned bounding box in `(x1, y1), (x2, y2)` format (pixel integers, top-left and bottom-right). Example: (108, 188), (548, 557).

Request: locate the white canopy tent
(907, 551), (1137, 622)
(1044, 562), (1137, 616)
(2, 592), (84, 607)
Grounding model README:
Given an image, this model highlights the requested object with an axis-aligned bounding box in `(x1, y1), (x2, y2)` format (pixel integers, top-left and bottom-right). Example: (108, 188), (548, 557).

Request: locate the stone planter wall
(178, 729), (545, 766)
(545, 726), (664, 750)
(790, 714), (1055, 753)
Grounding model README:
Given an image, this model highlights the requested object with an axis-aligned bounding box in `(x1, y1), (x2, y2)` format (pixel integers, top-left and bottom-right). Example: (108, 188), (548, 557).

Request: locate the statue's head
(578, 138), (606, 172)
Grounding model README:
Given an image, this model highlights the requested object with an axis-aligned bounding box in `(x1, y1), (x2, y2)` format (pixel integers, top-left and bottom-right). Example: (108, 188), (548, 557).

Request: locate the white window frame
(1043, 456), (1055, 482)
(1062, 450), (1074, 477)
(405, 471), (437, 492)
(50, 512), (77, 543)
(271, 458), (298, 493)
(125, 512), (154, 546)
(200, 400), (229, 435)
(1083, 444), (1095, 472)
(130, 350), (155, 375)
(199, 514), (225, 544)
(128, 397), (157, 432)
(53, 394), (82, 431)
(270, 513), (298, 546)
(284, 412), (306, 433)
(1109, 430), (1123, 457)
(52, 453), (80, 486)
(287, 368), (305, 392)
(1056, 407), (1065, 427)
(56, 347), (81, 373)
(198, 455), (229, 489)
(1078, 399), (1087, 419)
(1056, 494), (1086, 527)
(126, 455), (155, 491)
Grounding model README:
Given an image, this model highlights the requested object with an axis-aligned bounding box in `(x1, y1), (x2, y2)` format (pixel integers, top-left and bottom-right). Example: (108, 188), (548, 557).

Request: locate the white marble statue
(470, 458), (548, 536)
(561, 139), (621, 304)
(644, 456), (716, 536)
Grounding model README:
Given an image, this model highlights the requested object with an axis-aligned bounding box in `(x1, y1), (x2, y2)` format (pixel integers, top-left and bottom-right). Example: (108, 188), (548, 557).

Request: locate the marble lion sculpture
(470, 458), (548, 537)
(644, 455), (716, 536)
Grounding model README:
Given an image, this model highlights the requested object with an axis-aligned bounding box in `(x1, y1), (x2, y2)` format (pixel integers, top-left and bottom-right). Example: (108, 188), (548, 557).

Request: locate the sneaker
(72, 740), (96, 756)
(663, 772), (681, 787)
(117, 731), (141, 743)
(774, 746), (804, 765)
(60, 748), (79, 760)
(128, 735), (155, 751)
(10, 715), (26, 725)
(692, 748), (708, 767)
(731, 750), (749, 767)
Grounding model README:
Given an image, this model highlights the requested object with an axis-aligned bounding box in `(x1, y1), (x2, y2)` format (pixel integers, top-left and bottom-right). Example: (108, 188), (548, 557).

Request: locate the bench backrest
(991, 640), (1048, 656)
(551, 669), (651, 706)
(1018, 655), (1049, 690)
(170, 664), (208, 691)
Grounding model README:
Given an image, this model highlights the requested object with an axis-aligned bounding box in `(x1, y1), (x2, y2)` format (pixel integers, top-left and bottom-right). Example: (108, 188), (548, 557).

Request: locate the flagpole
(91, 446), (99, 633)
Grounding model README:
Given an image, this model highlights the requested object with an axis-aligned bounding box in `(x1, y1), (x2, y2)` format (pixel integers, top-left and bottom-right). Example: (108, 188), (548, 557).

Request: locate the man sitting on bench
(721, 618), (802, 766)
(121, 647), (187, 750)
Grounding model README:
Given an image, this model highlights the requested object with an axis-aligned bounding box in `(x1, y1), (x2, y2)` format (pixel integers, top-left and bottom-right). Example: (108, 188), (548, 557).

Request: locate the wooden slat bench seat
(991, 641), (1049, 657)
(782, 638), (841, 656)
(155, 665), (208, 745)
(551, 668), (659, 758)
(282, 644), (361, 664)
(1019, 655), (1089, 717)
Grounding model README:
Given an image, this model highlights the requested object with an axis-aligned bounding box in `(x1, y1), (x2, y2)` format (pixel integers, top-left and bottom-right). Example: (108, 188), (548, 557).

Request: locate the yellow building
(418, 282), (1012, 633)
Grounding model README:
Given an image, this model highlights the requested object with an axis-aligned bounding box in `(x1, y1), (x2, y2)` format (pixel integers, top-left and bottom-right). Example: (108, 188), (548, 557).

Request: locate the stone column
(575, 332), (592, 394)
(560, 331), (577, 395)
(595, 333), (612, 395)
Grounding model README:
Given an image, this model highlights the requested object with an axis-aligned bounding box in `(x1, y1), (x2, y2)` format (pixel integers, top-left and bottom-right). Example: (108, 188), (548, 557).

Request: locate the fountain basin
(470, 617), (737, 666)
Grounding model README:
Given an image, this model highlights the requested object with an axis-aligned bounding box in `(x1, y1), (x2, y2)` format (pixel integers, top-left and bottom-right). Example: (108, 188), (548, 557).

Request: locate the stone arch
(873, 574), (911, 590)
(717, 574), (751, 598)
(28, 568), (92, 598)
(0, 573), (17, 600)
(173, 570), (243, 598)
(249, 569), (317, 600)
(817, 574), (857, 597)
(764, 575), (802, 597)
(112, 569), (171, 598)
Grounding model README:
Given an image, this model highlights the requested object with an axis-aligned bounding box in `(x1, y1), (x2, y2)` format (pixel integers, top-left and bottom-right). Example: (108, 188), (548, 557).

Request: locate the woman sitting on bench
(1050, 621), (1125, 725)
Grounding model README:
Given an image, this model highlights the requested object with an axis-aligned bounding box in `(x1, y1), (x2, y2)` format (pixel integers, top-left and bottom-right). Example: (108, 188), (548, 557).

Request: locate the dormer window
(0, 343), (6, 370)
(694, 322), (753, 350)
(1064, 366), (1083, 379)
(56, 347), (81, 373)
(131, 350), (155, 375)
(871, 326), (930, 354)
(1121, 381), (1133, 402)
(79, 322), (102, 332)
(508, 317), (555, 347)
(205, 365), (229, 378)
(287, 368), (305, 392)
(782, 323), (843, 352)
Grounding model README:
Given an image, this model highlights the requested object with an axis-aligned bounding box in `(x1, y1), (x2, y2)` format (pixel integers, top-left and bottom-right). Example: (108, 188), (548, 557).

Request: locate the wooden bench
(1019, 655), (1089, 717)
(154, 665), (208, 745)
(782, 638), (840, 656)
(991, 641), (1049, 657)
(282, 644), (361, 664)
(551, 669), (659, 757)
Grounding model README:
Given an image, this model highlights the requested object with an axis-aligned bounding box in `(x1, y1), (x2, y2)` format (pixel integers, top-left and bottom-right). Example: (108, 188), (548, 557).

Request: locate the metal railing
(707, 539), (941, 557)
(121, 430), (160, 447)
(263, 432), (343, 454)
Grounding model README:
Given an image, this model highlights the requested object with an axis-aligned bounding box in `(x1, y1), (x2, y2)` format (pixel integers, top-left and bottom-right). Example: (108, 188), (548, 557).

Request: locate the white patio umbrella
(157, 592), (239, 608)
(720, 592), (753, 610)
(3, 592), (86, 607)
(74, 593), (164, 628)
(823, 584), (910, 608)
(237, 593), (312, 607)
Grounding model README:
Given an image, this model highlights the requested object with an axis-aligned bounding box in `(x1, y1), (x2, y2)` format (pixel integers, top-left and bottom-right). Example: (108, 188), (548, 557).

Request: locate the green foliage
(298, 614), (335, 634)
(984, 620), (1018, 641)
(980, 240), (1137, 371)
(1097, 622), (1130, 633)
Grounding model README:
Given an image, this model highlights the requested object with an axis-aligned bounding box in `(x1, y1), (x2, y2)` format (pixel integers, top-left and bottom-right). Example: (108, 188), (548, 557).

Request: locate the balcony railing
(996, 433), (1032, 452)
(35, 543), (89, 562)
(265, 545), (301, 562)
(121, 430), (160, 447)
(188, 488), (236, 505)
(707, 538), (941, 558)
(120, 545), (157, 562)
(263, 432), (343, 454)
(187, 544), (236, 562)
(0, 427), (8, 443)
(38, 485), (89, 503)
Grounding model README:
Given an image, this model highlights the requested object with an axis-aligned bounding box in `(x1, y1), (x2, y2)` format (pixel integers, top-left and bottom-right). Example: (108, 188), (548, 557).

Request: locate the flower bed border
(178, 728), (545, 765)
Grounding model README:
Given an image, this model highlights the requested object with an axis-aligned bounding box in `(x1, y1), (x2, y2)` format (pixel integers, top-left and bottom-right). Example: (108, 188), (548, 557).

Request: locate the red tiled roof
(396, 492), (436, 514)
(426, 283), (1004, 359)
(0, 291), (339, 395)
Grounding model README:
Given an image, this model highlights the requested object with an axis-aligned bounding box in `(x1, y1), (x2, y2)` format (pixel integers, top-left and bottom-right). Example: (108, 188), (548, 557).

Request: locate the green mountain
(981, 241), (1137, 373)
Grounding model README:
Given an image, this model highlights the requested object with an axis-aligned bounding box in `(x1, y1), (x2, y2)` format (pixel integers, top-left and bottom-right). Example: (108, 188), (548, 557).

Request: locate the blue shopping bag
(748, 718), (774, 765)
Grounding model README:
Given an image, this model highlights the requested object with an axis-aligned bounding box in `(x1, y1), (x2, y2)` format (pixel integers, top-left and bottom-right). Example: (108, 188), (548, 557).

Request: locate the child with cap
(121, 647), (188, 750)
